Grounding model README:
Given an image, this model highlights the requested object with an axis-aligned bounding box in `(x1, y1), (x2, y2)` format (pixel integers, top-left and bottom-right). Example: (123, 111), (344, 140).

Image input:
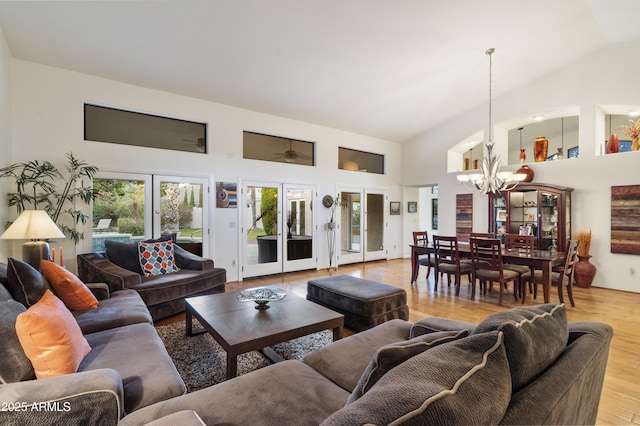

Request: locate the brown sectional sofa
(77, 240), (226, 321)
(119, 303), (613, 425)
(0, 260), (186, 425)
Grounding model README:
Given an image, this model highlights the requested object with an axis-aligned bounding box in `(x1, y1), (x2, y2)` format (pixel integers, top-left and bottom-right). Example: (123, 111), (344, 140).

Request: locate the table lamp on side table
(0, 210), (65, 270)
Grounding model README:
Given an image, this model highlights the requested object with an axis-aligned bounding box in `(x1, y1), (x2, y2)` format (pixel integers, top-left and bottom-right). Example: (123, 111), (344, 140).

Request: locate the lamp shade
(0, 210), (65, 240)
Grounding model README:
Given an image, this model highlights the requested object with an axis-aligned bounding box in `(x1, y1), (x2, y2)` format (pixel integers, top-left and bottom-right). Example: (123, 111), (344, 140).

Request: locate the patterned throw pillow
(138, 241), (180, 276)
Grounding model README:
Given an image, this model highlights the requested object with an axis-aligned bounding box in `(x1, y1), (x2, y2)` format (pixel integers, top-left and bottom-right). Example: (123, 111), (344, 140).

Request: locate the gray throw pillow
(6, 258), (48, 307)
(322, 331), (511, 426)
(471, 303), (568, 391)
(105, 240), (144, 274)
(0, 299), (35, 383)
(348, 329), (469, 403)
(105, 236), (172, 275)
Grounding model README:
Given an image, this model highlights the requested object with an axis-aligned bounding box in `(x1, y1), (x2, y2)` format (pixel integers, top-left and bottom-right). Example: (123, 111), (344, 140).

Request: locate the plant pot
(574, 255), (596, 288)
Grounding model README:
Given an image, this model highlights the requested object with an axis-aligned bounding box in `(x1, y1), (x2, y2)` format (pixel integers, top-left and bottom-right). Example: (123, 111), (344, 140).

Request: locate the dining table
(410, 243), (566, 304)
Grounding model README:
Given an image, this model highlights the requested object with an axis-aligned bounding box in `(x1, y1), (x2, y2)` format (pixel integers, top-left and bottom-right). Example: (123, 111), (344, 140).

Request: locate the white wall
(8, 59), (403, 280)
(402, 40), (640, 293)
(0, 26), (12, 261)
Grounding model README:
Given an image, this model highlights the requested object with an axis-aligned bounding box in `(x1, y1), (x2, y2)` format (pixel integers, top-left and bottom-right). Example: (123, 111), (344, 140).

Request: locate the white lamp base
(22, 241), (51, 271)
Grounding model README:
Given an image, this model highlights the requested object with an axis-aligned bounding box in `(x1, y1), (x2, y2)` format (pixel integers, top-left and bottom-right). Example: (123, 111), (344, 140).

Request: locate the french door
(90, 172), (210, 257)
(338, 188), (387, 265)
(242, 181), (316, 279)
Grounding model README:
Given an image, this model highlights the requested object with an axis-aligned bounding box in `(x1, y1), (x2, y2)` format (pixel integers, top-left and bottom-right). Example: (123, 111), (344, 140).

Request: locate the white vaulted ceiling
(1, 0), (639, 142)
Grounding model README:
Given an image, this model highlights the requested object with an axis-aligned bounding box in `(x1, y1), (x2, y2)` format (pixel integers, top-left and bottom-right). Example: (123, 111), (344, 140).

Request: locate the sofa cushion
(73, 289), (153, 334)
(321, 331), (511, 426)
(0, 299), (35, 383)
(80, 322), (186, 413)
(118, 360), (349, 426)
(40, 260), (98, 311)
(348, 329), (469, 403)
(138, 240), (180, 276)
(471, 303), (568, 392)
(303, 319), (412, 393)
(6, 258), (48, 307)
(15, 290), (91, 379)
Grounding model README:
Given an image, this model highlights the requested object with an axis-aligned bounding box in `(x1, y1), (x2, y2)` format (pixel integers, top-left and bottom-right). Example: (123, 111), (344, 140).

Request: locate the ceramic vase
(632, 136), (640, 152)
(515, 164), (534, 182)
(574, 255), (596, 288)
(534, 136), (548, 162)
(606, 134), (619, 154)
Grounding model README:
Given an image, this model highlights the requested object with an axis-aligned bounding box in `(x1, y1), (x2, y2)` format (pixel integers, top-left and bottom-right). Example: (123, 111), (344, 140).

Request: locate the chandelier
(456, 48), (526, 194)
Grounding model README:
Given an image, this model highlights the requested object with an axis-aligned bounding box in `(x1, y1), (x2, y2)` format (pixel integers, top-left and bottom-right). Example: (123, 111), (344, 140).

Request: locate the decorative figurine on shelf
(620, 118), (640, 151)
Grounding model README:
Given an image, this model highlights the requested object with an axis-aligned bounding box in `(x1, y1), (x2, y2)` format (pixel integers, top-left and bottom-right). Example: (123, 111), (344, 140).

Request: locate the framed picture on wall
(390, 201), (401, 215)
(407, 201), (417, 213)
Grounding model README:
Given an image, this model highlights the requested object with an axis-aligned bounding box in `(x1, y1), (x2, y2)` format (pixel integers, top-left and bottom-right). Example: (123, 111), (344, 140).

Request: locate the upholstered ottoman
(307, 275), (409, 332)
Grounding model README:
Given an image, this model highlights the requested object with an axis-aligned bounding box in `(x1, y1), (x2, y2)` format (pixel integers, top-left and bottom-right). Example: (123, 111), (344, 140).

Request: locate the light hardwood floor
(162, 258), (640, 425)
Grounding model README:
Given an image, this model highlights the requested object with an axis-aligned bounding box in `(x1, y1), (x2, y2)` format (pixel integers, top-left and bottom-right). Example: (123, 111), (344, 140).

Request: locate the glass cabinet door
(508, 190), (538, 238)
(540, 192), (560, 251)
(493, 194), (507, 243)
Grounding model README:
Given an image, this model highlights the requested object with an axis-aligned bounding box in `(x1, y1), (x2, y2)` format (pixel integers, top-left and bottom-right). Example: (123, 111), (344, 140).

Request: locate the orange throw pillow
(40, 260), (98, 310)
(16, 290), (91, 379)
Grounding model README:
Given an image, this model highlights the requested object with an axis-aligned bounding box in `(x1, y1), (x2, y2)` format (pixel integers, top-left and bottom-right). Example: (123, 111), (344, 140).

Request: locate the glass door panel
(243, 182), (282, 278)
(283, 184), (315, 272)
(338, 190), (364, 265)
(153, 176), (209, 256)
(364, 191), (386, 261)
(90, 172), (152, 253)
(540, 192), (559, 251)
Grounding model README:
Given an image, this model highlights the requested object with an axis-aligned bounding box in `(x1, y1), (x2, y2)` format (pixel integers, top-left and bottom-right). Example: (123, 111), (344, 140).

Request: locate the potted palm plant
(0, 152), (98, 244)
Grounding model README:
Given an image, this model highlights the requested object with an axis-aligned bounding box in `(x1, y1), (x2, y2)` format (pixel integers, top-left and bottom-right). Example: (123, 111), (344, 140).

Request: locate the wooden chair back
(470, 237), (504, 272)
(561, 239), (580, 283)
(470, 232), (494, 239)
(433, 235), (463, 268)
(505, 234), (535, 252)
(413, 231), (428, 245)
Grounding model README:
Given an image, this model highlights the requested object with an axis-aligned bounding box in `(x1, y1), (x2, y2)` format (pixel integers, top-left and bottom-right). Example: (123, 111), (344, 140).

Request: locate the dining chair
(521, 239), (579, 307)
(470, 232), (494, 239)
(504, 234), (536, 299)
(469, 237), (521, 306)
(433, 235), (472, 296)
(413, 231), (436, 281)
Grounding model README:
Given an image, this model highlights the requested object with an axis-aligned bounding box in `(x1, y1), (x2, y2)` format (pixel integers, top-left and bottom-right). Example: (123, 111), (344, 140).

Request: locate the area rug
(156, 321), (332, 392)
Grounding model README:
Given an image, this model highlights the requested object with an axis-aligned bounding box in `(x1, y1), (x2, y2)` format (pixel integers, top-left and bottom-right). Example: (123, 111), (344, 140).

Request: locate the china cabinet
(488, 184), (573, 251)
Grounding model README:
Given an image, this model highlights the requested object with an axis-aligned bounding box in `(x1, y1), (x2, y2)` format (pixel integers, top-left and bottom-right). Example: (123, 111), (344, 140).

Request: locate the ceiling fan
(273, 139), (313, 163)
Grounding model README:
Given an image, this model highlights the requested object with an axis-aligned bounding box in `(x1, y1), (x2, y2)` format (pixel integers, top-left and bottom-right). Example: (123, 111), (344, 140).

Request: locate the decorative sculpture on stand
(322, 194), (340, 270)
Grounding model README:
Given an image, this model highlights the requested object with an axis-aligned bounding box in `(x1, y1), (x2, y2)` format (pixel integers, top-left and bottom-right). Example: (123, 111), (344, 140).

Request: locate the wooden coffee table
(185, 289), (344, 380)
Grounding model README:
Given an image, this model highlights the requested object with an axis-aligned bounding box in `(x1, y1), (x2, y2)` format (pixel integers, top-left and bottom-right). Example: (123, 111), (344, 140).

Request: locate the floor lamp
(0, 210), (65, 270)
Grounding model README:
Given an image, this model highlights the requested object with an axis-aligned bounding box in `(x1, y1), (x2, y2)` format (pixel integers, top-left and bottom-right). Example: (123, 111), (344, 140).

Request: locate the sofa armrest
(173, 244), (214, 271)
(77, 253), (141, 292)
(84, 282), (110, 300)
(0, 368), (124, 425)
(410, 316), (477, 338)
